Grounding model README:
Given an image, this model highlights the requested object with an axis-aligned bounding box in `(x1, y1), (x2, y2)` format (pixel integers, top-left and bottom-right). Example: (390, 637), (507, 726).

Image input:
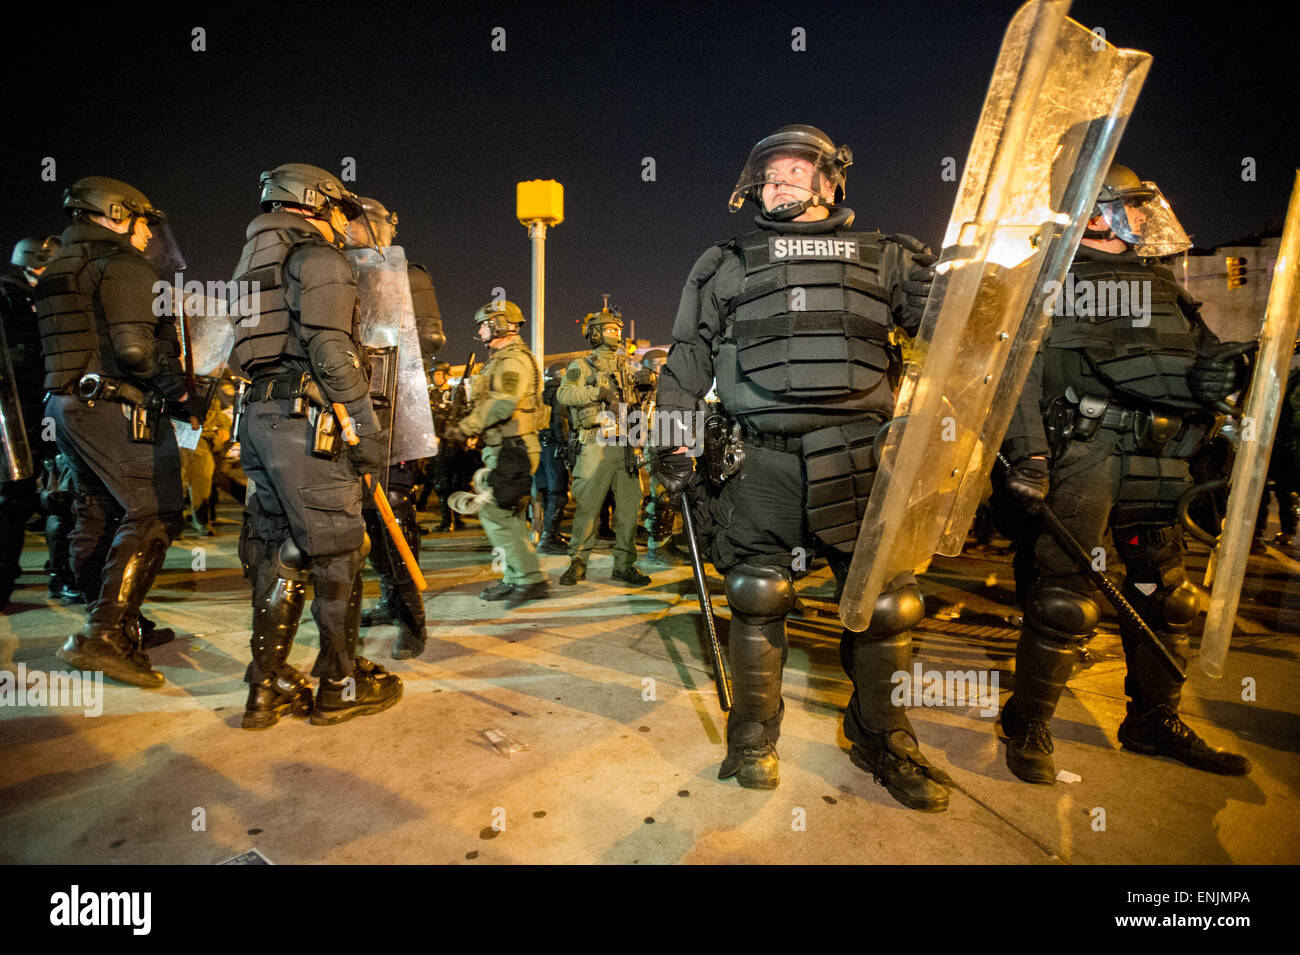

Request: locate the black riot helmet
(545, 361), (568, 382)
(432, 360), (452, 375)
(62, 176), (186, 272)
(11, 235), (62, 276)
(258, 163), (379, 251)
(1088, 163), (1191, 257)
(728, 125), (853, 221)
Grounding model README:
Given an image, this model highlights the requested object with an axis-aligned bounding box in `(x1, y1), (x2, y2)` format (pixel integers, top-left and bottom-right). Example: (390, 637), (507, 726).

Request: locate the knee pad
(725, 563), (795, 622)
(1025, 583), (1098, 643)
(385, 488), (407, 512)
(866, 581), (924, 638)
(1153, 580), (1199, 629)
(276, 538), (312, 582)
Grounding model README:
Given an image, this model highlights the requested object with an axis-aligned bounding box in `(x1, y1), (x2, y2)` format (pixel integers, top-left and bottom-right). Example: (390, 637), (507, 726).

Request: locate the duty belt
(1061, 393), (1200, 453)
(739, 424), (802, 453)
(248, 371), (317, 403)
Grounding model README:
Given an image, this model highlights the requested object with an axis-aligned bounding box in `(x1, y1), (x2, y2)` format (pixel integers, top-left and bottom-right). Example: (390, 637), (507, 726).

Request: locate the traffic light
(1226, 256), (1248, 290)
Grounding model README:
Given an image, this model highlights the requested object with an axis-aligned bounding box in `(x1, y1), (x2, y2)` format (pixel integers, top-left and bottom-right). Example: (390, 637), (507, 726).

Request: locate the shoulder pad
(687, 243), (729, 286)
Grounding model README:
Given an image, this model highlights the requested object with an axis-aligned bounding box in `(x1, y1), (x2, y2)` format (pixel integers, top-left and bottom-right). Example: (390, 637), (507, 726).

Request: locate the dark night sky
(4, 0), (1295, 352)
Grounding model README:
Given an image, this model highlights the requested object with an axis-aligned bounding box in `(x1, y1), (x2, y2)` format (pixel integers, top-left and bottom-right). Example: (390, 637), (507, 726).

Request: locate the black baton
(998, 453), (1186, 683)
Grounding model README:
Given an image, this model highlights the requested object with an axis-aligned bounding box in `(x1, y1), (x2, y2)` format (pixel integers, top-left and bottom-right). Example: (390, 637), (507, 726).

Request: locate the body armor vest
(32, 239), (130, 391)
(489, 340), (543, 438)
(716, 229), (896, 422)
(1043, 257), (1200, 409)
(567, 348), (632, 429)
(229, 224), (328, 377)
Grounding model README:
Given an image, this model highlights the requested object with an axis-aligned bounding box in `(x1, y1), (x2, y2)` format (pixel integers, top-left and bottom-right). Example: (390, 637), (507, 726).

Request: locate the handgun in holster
(297, 374), (340, 459)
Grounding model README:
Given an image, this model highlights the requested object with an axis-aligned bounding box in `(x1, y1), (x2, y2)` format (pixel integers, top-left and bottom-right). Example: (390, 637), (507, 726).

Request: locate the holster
(703, 413), (745, 486)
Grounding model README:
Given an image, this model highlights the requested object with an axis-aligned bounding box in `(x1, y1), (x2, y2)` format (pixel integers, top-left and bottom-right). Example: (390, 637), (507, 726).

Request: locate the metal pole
(529, 220), (546, 364)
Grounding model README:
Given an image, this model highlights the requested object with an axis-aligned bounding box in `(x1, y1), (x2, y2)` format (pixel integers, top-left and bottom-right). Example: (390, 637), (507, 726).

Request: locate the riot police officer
(448, 301), (548, 609)
(1, 236), (63, 607)
(33, 178), (189, 686)
(347, 196), (441, 660)
(535, 360), (571, 554)
(556, 302), (653, 587)
(999, 163), (1251, 781)
(653, 126), (949, 809)
(229, 163), (401, 727)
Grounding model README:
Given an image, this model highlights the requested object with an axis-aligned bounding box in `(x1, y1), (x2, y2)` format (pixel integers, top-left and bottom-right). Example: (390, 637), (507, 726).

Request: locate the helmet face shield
(1098, 181), (1191, 256)
(141, 216), (187, 274)
(728, 128), (852, 214)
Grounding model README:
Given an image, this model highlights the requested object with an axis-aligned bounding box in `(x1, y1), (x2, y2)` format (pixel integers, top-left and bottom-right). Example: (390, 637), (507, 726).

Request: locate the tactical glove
(348, 433), (386, 476)
(598, 384), (620, 407)
(634, 367), (655, 389)
(1189, 341), (1255, 406)
(653, 449), (697, 497)
(903, 252), (938, 315)
(1004, 456), (1049, 514)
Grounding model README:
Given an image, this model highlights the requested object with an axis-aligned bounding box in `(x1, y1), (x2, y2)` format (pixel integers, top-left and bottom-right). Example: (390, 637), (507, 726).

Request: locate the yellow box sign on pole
(516, 179), (564, 226)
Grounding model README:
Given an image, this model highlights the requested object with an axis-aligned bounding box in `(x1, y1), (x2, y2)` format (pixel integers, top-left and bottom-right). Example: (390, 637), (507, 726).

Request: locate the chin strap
(762, 194), (828, 222)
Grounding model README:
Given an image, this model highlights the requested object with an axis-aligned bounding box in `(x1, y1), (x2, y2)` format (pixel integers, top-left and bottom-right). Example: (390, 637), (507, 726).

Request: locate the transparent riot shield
(1199, 170), (1300, 678)
(184, 295), (237, 376)
(841, 0), (1151, 631)
(346, 246), (438, 464)
(0, 320), (33, 482)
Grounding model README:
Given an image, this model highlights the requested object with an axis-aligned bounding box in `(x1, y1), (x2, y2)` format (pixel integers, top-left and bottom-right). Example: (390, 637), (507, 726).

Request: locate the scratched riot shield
(0, 319), (33, 482)
(183, 295), (237, 376)
(841, 0), (1151, 631)
(1199, 171), (1300, 677)
(346, 246), (438, 464)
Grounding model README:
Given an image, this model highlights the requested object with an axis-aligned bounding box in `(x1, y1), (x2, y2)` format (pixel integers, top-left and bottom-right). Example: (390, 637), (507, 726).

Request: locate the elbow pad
(309, 331), (370, 404)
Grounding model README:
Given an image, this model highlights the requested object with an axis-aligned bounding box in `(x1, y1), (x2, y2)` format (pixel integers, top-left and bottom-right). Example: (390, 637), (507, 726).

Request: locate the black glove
(653, 449), (697, 497)
(598, 384), (620, 407)
(348, 432), (386, 476)
(634, 367), (655, 389)
(1189, 341), (1255, 406)
(1004, 456), (1049, 514)
(902, 252), (938, 314)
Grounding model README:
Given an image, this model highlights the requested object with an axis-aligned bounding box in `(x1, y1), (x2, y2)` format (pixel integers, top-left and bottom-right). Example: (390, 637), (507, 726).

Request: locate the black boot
(1116, 597), (1249, 775)
(242, 567), (312, 729)
(842, 630), (953, 810)
(435, 503), (453, 532)
(310, 566), (403, 724)
(58, 537), (170, 688)
(312, 657), (404, 725)
(718, 600), (787, 790)
(1117, 705), (1251, 774)
(134, 614), (176, 650)
(360, 577), (396, 628)
(390, 581), (427, 659)
(1000, 625), (1078, 784)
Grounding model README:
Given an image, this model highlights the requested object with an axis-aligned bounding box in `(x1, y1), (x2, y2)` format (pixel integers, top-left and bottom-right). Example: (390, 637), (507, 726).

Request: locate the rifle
(447, 351), (478, 447)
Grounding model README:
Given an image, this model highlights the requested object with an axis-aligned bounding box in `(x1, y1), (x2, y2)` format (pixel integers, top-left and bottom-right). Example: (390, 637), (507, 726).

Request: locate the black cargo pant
(47, 394), (184, 621)
(238, 395), (366, 682)
(705, 421), (919, 746)
(1020, 426), (1198, 712)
